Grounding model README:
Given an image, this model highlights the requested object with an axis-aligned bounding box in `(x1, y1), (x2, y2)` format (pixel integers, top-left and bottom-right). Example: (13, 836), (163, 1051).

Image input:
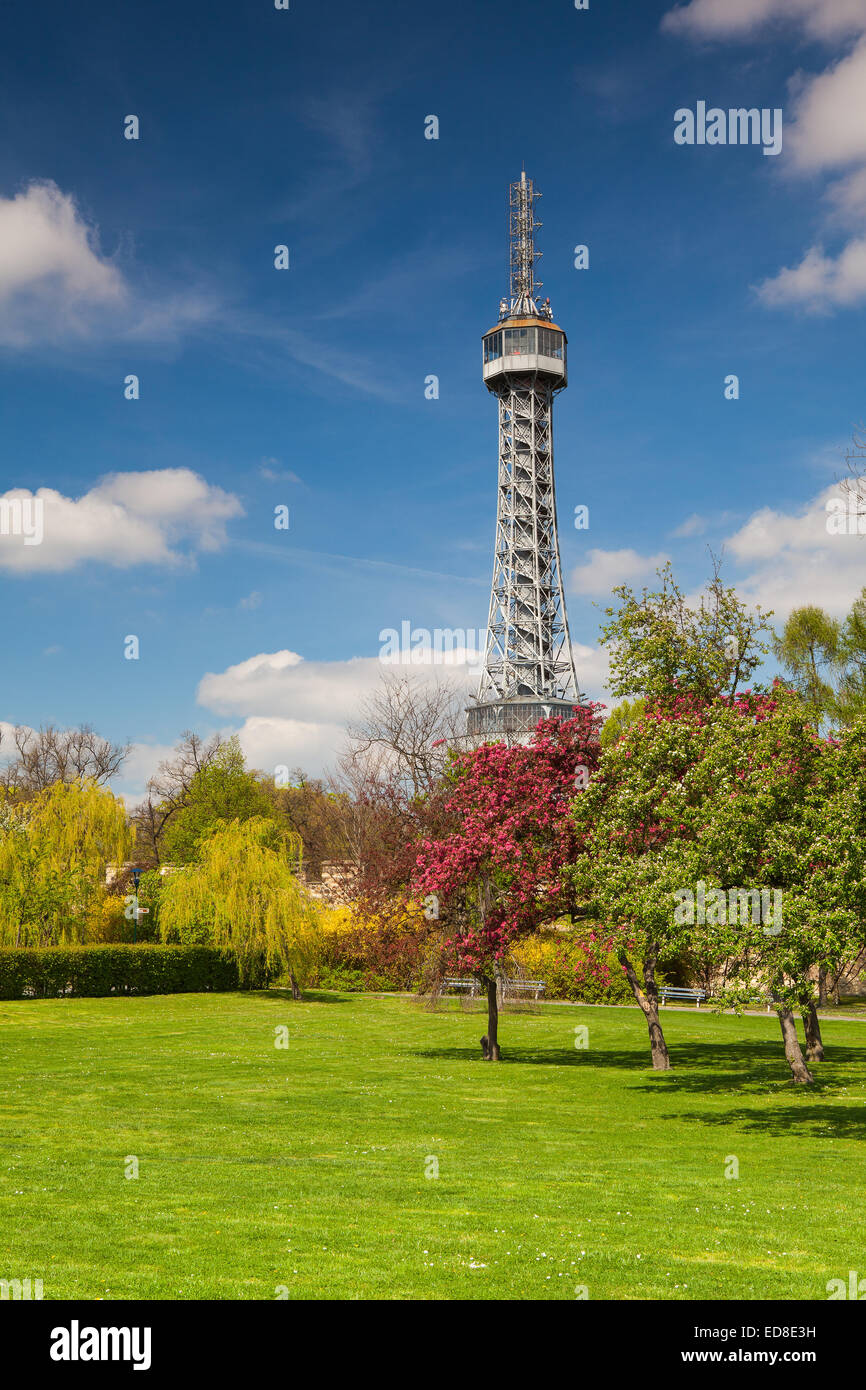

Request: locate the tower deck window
(504, 326), (535, 355)
(483, 331), (503, 363)
(538, 328), (565, 361)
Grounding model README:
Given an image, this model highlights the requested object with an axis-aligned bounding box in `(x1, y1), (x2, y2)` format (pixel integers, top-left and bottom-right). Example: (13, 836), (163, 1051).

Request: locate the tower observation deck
(466, 172), (583, 743)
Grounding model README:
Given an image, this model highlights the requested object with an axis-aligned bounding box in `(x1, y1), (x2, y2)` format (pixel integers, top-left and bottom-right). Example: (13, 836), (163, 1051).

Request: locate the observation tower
(466, 172), (583, 743)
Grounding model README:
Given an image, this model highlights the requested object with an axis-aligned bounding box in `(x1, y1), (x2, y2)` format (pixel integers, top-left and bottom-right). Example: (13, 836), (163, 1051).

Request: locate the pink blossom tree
(412, 709), (603, 1059)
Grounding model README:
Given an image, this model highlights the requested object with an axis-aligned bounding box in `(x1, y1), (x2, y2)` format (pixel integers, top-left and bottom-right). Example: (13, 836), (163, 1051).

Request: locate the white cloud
(724, 483), (866, 616)
(570, 548), (670, 599)
(756, 237), (866, 309)
(786, 38), (866, 173)
(664, 6), (866, 314)
(235, 716), (350, 779)
(671, 513), (707, 538)
(112, 739), (180, 808)
(197, 641), (612, 777)
(0, 469), (243, 573)
(662, 0), (866, 42)
(198, 649), (475, 725)
(757, 38), (866, 310)
(826, 165), (866, 225)
(0, 179), (225, 349)
(0, 181), (126, 345)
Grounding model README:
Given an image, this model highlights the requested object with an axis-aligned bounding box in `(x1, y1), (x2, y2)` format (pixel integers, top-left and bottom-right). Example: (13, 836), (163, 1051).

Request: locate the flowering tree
(412, 710), (603, 1060)
(569, 689), (865, 1081)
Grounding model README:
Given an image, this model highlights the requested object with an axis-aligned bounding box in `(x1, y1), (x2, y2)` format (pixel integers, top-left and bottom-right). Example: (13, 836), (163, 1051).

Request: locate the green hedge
(0, 945), (245, 1000)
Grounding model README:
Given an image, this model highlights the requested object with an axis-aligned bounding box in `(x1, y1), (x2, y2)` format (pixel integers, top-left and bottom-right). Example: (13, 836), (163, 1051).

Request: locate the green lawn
(1, 991), (864, 1300)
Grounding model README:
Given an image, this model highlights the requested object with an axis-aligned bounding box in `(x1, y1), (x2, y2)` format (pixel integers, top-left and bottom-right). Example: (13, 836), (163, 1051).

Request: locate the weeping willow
(0, 780), (132, 947)
(158, 817), (320, 986)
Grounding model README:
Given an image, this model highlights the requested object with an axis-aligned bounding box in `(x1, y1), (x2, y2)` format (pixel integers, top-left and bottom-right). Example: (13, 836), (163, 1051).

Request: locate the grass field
(1, 990), (864, 1300)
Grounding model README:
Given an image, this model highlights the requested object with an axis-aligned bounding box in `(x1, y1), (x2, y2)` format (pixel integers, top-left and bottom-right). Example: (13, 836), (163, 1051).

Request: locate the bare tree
(0, 724), (129, 793)
(341, 674), (467, 801)
(840, 423), (866, 524)
(259, 769), (353, 878)
(132, 730), (224, 864)
(334, 675), (465, 914)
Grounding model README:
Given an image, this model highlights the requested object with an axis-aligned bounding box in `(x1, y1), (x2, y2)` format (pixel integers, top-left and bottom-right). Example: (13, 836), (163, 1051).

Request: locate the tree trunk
(802, 1001), (824, 1063)
(622, 952), (671, 1070)
(817, 966), (828, 1009)
(485, 976), (501, 1061)
(289, 971), (301, 1001)
(777, 1007), (814, 1084)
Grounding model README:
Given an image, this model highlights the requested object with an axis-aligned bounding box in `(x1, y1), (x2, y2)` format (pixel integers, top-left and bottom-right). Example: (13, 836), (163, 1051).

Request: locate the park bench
(503, 978), (546, 1000)
(441, 976), (547, 1000)
(660, 986), (707, 1008)
(749, 996), (774, 1014)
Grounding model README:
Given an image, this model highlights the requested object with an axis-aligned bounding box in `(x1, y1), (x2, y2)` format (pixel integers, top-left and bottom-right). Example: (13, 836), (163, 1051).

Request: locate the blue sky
(2, 0), (866, 797)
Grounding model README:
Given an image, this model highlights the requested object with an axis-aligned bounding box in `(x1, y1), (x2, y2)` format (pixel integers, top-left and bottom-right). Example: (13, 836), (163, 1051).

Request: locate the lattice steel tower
(467, 172), (582, 743)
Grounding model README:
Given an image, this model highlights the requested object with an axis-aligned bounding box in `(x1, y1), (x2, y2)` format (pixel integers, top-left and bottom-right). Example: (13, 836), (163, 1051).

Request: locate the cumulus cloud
(570, 548), (670, 599)
(0, 469), (243, 573)
(662, 0), (866, 42)
(196, 641), (612, 778)
(0, 181), (126, 345)
(198, 649), (475, 724)
(786, 38), (866, 174)
(0, 179), (224, 348)
(724, 483), (866, 616)
(664, 3), (866, 313)
(756, 237), (866, 309)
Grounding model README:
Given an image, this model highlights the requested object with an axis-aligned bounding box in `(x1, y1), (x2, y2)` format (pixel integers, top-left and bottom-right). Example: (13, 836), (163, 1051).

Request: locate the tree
(600, 559), (773, 708)
(835, 588), (866, 727)
(773, 607), (841, 726)
(133, 732), (275, 865)
(569, 688), (862, 1082)
(334, 676), (467, 918)
(158, 818), (320, 997)
(259, 772), (353, 879)
(0, 724), (129, 794)
(0, 780), (132, 946)
(600, 698), (645, 750)
(413, 711), (603, 1060)
(133, 731), (225, 864)
(567, 698), (720, 1071)
(679, 693), (835, 1083)
(158, 736), (274, 864)
(770, 590), (866, 730)
(839, 422), (866, 525)
(343, 674), (466, 800)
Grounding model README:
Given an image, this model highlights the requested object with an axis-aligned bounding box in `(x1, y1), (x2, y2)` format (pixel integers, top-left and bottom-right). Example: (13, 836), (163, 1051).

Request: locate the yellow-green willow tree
(158, 817), (320, 995)
(0, 780), (132, 946)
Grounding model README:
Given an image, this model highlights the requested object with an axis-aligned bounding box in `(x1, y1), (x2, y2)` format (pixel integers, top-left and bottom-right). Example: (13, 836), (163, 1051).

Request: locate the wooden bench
(660, 986), (707, 1008)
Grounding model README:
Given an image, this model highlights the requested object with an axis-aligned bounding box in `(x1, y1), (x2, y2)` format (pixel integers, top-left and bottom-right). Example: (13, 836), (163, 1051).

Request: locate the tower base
(465, 698), (581, 745)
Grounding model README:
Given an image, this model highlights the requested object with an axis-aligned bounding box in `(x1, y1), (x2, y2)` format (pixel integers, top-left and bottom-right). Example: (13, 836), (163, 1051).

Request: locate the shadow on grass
(409, 1039), (866, 1092)
(662, 1103), (866, 1139)
(254, 989), (352, 1006)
